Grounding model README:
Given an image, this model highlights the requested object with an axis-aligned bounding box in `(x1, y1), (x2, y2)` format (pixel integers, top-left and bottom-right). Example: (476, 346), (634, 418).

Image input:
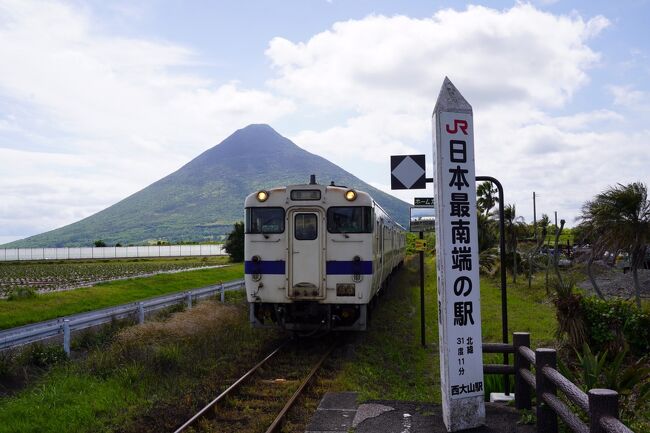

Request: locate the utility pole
(529, 191), (537, 289)
(545, 211), (558, 292)
(533, 192), (537, 243)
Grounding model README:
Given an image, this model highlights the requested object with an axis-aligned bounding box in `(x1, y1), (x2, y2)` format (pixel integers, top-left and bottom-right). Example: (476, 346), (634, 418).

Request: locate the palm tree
(504, 204), (526, 283)
(477, 181), (499, 216)
(538, 214), (551, 234)
(579, 219), (606, 300)
(477, 212), (499, 275)
(580, 182), (650, 308)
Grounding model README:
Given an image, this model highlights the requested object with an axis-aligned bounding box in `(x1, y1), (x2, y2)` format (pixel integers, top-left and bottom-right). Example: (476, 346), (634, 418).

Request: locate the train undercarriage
(250, 302), (368, 331)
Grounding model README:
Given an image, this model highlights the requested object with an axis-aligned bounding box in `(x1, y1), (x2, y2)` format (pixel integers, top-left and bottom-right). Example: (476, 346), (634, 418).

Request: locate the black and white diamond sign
(391, 154), (426, 189)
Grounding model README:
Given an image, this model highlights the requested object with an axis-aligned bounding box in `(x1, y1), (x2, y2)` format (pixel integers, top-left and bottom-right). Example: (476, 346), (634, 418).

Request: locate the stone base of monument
(489, 392), (516, 403)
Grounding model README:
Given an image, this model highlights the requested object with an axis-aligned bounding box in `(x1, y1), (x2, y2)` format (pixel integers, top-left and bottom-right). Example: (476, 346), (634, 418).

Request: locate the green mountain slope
(6, 124), (410, 247)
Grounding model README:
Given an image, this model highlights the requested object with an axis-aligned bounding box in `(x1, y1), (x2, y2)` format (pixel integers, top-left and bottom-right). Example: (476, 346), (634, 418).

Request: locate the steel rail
(264, 341), (336, 433)
(173, 342), (288, 433)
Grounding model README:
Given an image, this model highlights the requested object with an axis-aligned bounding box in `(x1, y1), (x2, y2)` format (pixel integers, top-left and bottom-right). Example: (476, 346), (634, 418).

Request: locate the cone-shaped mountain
(7, 124), (410, 247)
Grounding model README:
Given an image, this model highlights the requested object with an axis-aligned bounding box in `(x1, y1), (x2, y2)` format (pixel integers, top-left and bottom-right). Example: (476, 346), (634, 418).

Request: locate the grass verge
(0, 294), (281, 433)
(481, 273), (557, 347)
(0, 263), (243, 329)
(329, 255), (557, 403)
(328, 257), (440, 402)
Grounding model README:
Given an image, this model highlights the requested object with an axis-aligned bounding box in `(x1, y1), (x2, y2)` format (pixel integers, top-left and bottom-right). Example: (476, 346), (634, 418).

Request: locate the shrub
(553, 278), (586, 349)
(564, 343), (650, 428)
(223, 221), (244, 262)
(0, 350), (16, 379)
(24, 343), (68, 368)
(580, 296), (650, 356)
(6, 286), (37, 301)
(151, 344), (183, 373)
(72, 320), (124, 351)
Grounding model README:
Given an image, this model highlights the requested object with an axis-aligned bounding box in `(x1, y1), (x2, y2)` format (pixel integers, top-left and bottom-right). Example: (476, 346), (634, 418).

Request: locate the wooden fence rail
(482, 332), (635, 433)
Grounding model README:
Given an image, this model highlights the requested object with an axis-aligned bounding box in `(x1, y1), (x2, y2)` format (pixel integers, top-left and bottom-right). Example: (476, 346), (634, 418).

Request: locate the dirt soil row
(578, 261), (650, 299)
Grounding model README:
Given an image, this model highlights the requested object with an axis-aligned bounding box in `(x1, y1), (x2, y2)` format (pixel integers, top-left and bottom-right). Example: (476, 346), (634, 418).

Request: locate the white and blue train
(244, 175), (405, 331)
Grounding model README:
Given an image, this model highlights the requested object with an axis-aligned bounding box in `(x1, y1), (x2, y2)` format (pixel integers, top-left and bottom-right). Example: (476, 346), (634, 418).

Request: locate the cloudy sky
(1, 0), (648, 244)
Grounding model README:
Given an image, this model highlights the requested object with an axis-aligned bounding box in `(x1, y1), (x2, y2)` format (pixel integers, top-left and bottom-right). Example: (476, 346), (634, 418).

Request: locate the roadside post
(419, 232), (425, 347)
(432, 77), (485, 430)
(411, 198), (436, 347)
(63, 319), (71, 355)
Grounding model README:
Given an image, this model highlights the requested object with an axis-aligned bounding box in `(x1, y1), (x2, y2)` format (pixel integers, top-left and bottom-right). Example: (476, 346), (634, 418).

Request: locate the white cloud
(1, 1), (647, 241)
(0, 1), (295, 152)
(266, 5), (607, 112)
(547, 110), (623, 130)
(609, 85), (647, 108)
(0, 0), (295, 238)
(264, 4), (628, 224)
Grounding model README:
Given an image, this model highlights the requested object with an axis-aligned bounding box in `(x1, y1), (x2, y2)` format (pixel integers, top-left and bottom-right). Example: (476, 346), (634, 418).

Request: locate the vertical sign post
(419, 231), (425, 347)
(393, 154), (429, 348)
(410, 200), (435, 348)
(432, 77), (485, 431)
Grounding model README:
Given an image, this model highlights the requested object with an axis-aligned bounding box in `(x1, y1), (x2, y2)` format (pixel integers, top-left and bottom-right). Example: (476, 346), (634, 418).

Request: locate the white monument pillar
(432, 77), (485, 431)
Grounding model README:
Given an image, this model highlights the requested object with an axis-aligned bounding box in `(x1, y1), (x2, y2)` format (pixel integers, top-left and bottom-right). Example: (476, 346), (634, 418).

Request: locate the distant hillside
(5, 125), (410, 247)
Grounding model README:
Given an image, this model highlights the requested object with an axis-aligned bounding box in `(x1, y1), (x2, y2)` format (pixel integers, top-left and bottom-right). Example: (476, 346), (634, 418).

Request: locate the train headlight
(352, 255), (362, 282)
(345, 189), (357, 201)
(256, 190), (269, 202)
(251, 255), (262, 281)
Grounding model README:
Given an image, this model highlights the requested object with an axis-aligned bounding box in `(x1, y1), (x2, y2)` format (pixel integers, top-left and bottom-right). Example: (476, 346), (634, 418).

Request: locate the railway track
(173, 337), (337, 433)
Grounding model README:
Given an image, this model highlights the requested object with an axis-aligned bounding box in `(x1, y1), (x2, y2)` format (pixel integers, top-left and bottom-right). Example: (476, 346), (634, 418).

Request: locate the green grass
(0, 264), (244, 329)
(542, 230), (574, 246)
(331, 257), (441, 402)
(0, 256), (559, 432)
(0, 369), (143, 433)
(0, 299), (281, 433)
(481, 274), (557, 347)
(331, 255), (557, 403)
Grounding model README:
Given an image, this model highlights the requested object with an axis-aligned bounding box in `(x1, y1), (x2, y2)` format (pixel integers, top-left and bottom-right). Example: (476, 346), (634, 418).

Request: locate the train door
(288, 209), (324, 298)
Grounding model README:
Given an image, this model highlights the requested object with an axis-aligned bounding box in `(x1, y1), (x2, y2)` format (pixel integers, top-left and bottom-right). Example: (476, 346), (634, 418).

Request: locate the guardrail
(0, 279), (245, 353)
(483, 332), (634, 433)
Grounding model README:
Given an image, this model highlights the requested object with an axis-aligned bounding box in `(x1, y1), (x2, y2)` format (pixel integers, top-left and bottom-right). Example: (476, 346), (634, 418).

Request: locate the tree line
(475, 180), (649, 308)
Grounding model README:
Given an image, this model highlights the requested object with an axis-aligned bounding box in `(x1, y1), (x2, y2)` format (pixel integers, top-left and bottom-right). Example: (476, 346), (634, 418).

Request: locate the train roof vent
(309, 174), (316, 185)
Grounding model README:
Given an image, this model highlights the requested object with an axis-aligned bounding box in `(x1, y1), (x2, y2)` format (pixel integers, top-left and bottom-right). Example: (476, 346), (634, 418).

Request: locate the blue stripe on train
(244, 260), (286, 275)
(326, 260), (373, 275)
(245, 260), (373, 275)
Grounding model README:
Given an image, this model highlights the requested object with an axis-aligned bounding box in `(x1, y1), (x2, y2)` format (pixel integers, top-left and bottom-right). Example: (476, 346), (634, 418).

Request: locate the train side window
(327, 207), (372, 233)
(246, 207), (285, 234)
(294, 213), (318, 240)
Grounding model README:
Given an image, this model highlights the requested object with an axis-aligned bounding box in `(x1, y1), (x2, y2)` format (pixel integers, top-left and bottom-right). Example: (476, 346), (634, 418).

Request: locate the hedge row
(580, 296), (650, 356)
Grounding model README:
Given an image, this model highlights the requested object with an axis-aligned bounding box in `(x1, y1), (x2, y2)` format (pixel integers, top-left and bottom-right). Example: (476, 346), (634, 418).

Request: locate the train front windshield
(246, 207), (285, 234)
(327, 206), (373, 233)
